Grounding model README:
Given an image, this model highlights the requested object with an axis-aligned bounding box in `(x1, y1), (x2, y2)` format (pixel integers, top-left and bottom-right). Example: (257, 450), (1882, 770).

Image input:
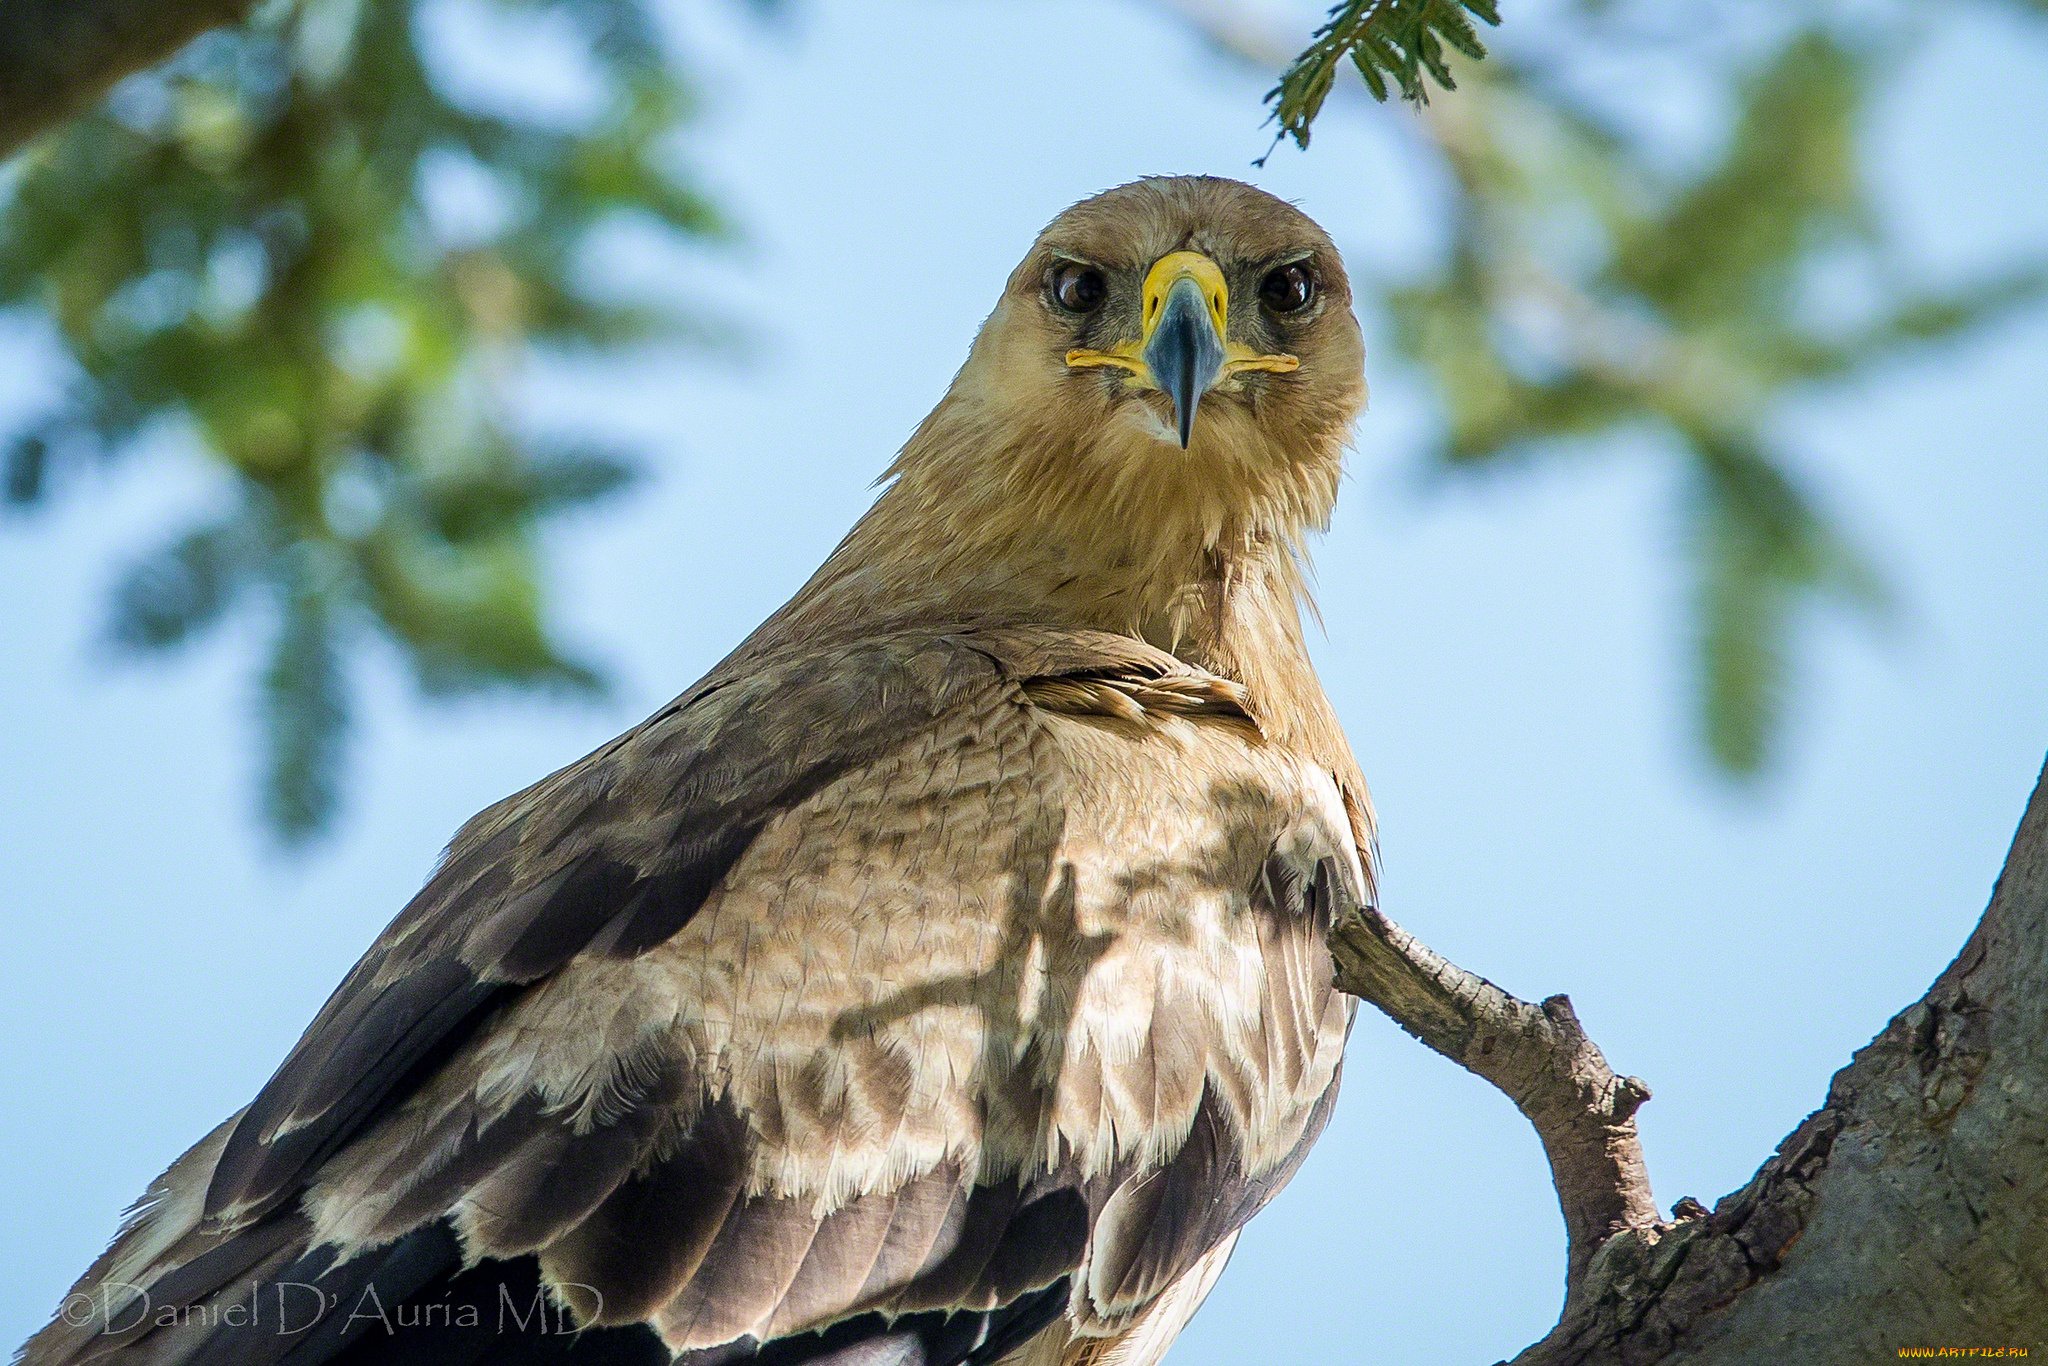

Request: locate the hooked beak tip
(1145, 276), (1226, 452)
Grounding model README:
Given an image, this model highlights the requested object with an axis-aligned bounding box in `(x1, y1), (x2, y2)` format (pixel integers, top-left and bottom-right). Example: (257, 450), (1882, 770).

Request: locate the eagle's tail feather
(14, 1115), (299, 1366)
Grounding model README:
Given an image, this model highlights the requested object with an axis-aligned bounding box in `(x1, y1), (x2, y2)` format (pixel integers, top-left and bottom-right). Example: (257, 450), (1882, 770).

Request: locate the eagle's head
(813, 178), (1366, 647)
(1000, 176), (1365, 462)
(885, 179), (1364, 589)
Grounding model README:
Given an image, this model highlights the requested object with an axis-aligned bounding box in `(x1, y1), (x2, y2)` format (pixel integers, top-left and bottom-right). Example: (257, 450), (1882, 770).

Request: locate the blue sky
(1, 0), (2044, 1361)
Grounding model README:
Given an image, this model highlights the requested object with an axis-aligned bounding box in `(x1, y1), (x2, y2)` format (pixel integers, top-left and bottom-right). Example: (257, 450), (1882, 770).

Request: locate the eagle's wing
(26, 625), (1363, 1366)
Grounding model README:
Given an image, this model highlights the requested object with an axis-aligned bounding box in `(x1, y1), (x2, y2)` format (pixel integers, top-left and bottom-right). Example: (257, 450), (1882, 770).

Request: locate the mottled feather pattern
(25, 627), (1360, 1366)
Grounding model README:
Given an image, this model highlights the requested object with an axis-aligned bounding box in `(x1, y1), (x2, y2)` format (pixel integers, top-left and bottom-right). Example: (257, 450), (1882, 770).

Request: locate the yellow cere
(1143, 252), (1230, 338)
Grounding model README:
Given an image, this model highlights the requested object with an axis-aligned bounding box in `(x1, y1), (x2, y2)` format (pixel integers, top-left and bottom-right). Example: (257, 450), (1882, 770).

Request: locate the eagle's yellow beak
(1066, 251), (1299, 449)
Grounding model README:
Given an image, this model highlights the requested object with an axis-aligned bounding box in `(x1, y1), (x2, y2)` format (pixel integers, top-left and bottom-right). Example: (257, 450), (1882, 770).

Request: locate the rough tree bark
(1330, 754), (2048, 1361)
(0, 0), (259, 158)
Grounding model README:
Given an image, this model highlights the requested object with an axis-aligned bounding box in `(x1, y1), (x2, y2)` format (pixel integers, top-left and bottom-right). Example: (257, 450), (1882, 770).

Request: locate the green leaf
(106, 518), (256, 650)
(261, 565), (348, 845)
(4, 431), (49, 505)
(1611, 32), (1867, 328)
(414, 442), (637, 544)
(1697, 515), (1786, 776)
(1364, 22), (1977, 783)
(1268, 0), (1500, 148)
(1686, 435), (1890, 776)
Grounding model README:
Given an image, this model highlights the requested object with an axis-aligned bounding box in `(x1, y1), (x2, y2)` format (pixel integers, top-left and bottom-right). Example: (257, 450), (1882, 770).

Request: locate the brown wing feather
(206, 629), (1049, 1224)
(27, 625), (1360, 1366)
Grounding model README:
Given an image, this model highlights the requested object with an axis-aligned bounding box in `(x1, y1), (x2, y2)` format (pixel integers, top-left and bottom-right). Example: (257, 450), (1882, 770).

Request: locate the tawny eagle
(24, 175), (1375, 1366)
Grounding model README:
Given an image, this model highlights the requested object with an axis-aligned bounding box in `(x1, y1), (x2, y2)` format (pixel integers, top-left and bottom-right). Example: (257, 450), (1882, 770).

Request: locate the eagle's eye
(1050, 263), (1106, 314)
(1259, 262), (1317, 315)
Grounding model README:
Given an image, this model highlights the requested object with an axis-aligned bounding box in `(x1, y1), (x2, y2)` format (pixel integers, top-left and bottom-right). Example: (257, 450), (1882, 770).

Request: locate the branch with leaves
(1, 0), (722, 843)
(1386, 31), (2040, 770)
(1266, 0), (1498, 148)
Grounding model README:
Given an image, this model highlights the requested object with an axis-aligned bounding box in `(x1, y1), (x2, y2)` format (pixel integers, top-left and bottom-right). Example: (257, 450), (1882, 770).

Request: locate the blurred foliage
(1267, 0), (1499, 146)
(1, 0), (2041, 848)
(1265, 3), (2044, 775)
(0, 0), (720, 843)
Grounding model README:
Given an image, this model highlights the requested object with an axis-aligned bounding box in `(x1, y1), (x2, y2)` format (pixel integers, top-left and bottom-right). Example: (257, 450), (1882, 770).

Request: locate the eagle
(23, 175), (1375, 1366)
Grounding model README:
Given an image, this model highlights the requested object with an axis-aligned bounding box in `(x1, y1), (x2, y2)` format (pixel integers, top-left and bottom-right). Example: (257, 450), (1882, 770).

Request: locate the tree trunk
(0, 0), (258, 158)
(1331, 755), (2048, 1362)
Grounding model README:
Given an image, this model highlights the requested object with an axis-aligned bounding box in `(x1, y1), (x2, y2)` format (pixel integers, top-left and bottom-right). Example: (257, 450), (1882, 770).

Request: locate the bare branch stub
(1327, 906), (1663, 1286)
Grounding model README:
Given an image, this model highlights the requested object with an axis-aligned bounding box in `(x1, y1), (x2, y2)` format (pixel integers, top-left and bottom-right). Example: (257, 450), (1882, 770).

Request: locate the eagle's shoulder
(203, 625), (1257, 1227)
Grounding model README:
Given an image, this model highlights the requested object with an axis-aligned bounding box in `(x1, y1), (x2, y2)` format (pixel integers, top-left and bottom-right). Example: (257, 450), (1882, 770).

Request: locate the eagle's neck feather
(751, 395), (1352, 762)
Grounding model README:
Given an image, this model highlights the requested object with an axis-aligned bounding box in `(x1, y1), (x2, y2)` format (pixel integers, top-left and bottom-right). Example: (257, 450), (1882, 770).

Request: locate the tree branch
(1327, 754), (2048, 1363)
(0, 0), (259, 159)
(1508, 754), (2048, 1363)
(1328, 908), (1664, 1288)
